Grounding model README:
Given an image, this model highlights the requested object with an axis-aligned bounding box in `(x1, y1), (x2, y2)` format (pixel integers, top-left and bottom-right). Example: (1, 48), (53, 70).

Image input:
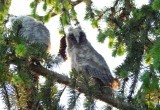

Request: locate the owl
(10, 16), (51, 51)
(66, 26), (120, 90)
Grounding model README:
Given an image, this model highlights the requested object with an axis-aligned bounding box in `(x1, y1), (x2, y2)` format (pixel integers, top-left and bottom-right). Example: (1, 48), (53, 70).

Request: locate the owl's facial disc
(68, 27), (81, 44)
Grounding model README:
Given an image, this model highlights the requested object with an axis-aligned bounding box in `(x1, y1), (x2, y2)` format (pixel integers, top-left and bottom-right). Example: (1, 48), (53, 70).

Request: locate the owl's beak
(73, 29), (80, 44)
(75, 37), (79, 44)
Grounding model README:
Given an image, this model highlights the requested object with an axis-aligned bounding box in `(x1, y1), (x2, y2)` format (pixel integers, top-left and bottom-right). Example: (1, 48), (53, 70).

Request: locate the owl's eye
(80, 31), (85, 36)
(68, 33), (75, 40)
(79, 31), (86, 42)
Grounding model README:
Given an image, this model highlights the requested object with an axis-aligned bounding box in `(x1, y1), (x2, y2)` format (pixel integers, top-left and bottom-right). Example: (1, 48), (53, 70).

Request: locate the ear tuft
(68, 26), (74, 33)
(76, 25), (82, 30)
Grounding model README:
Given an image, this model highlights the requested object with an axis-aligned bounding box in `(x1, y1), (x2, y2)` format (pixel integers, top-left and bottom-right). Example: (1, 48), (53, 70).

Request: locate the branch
(71, 0), (84, 7)
(29, 63), (137, 110)
(29, 63), (69, 85)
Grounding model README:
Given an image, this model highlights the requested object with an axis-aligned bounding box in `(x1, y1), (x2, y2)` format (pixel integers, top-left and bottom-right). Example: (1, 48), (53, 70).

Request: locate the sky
(0, 0), (149, 109)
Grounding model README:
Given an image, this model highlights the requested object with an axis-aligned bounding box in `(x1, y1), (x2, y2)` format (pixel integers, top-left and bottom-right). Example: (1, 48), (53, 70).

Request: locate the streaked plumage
(66, 27), (120, 89)
(10, 16), (51, 50)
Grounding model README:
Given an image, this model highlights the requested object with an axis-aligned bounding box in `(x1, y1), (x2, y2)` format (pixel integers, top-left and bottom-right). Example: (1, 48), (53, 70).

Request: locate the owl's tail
(110, 78), (121, 90)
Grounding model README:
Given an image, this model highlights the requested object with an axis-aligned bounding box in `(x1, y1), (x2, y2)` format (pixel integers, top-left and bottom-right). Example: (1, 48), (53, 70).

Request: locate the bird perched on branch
(66, 26), (120, 90)
(8, 16), (52, 109)
(9, 16), (51, 52)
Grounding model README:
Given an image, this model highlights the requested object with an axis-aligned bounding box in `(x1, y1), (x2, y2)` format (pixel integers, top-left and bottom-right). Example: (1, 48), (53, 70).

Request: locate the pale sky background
(0, 0), (149, 109)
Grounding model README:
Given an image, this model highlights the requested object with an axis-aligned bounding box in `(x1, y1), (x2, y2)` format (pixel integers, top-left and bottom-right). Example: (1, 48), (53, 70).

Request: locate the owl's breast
(71, 47), (90, 71)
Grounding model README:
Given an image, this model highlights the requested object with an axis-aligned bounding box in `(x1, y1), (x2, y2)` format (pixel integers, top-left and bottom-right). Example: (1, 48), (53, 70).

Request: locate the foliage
(0, 16), (62, 109)
(152, 0), (160, 10)
(0, 0), (11, 23)
(0, 0), (160, 110)
(40, 74), (66, 110)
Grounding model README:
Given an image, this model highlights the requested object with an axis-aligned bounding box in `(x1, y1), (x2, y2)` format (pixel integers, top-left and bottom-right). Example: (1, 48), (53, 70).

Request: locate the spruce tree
(0, 0), (160, 110)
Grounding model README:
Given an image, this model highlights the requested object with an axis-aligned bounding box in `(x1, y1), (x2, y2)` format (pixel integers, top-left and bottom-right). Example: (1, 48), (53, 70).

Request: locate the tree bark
(29, 63), (137, 110)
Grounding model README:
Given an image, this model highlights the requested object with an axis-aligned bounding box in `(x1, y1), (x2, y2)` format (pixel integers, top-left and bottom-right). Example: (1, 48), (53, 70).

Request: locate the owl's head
(66, 26), (87, 47)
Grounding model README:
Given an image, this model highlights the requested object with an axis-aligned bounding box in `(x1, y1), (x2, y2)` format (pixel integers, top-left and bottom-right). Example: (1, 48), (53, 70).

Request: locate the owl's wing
(80, 45), (114, 85)
(84, 63), (114, 86)
(16, 16), (50, 47)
